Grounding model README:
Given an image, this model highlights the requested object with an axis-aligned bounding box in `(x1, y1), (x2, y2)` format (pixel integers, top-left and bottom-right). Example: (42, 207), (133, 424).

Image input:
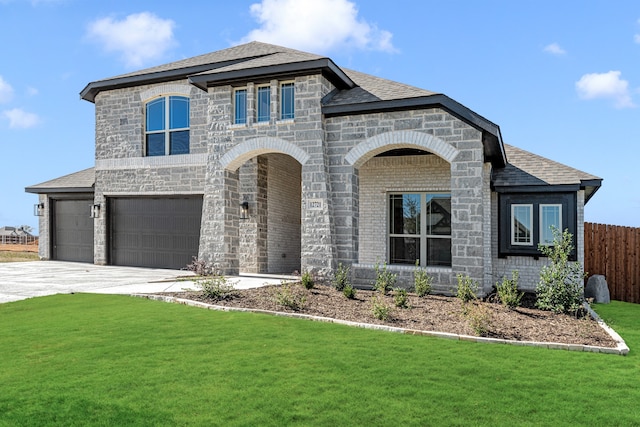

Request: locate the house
(0, 226), (36, 245)
(26, 41), (601, 294)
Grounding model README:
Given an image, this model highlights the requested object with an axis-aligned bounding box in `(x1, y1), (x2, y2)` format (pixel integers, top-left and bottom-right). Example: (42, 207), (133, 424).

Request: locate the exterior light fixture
(240, 201), (249, 220)
(34, 203), (44, 217)
(90, 204), (101, 218)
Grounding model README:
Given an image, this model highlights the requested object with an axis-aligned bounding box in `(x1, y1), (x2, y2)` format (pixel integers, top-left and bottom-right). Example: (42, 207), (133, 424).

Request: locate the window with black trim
(257, 85), (270, 123)
(234, 88), (247, 125)
(389, 193), (451, 267)
(280, 82), (294, 120)
(499, 193), (576, 259)
(145, 95), (189, 156)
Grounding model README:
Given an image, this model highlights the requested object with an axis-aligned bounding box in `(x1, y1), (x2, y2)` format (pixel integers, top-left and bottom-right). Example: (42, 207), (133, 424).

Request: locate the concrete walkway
(0, 261), (296, 304)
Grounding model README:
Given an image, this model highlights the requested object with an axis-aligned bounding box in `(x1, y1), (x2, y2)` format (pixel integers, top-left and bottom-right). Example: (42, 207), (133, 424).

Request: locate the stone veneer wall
(325, 109), (487, 290)
(92, 79), (209, 264)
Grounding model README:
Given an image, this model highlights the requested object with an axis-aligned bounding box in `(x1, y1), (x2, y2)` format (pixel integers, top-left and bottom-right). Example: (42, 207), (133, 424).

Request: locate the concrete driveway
(0, 261), (293, 304)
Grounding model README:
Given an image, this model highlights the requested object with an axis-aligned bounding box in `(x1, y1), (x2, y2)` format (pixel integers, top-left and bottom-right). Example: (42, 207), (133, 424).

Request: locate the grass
(0, 295), (638, 426)
(0, 250), (39, 263)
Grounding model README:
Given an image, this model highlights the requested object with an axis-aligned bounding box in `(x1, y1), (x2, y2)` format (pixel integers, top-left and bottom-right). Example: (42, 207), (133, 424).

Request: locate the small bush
(373, 262), (396, 295)
(535, 228), (586, 314)
(414, 261), (432, 297)
(496, 271), (523, 309)
(371, 295), (391, 321)
(343, 283), (356, 299)
(393, 288), (409, 309)
(275, 282), (307, 311)
(197, 274), (237, 300)
(465, 303), (493, 337)
(456, 274), (478, 303)
(186, 257), (215, 276)
(333, 263), (350, 291)
(301, 271), (314, 290)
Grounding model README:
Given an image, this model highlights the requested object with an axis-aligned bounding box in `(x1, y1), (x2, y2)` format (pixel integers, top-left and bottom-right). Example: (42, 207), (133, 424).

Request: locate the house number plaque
(307, 199), (323, 210)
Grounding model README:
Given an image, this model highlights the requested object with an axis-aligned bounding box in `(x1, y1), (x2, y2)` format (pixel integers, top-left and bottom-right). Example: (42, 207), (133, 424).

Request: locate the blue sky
(1, 0), (639, 233)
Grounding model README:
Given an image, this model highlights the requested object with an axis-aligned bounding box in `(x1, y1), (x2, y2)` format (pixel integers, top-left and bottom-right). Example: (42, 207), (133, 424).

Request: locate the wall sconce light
(240, 201), (249, 220)
(34, 203), (44, 217)
(90, 203), (101, 219)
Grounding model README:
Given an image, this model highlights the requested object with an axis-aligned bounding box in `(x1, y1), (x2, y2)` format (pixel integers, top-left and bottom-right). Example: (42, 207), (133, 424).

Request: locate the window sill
(276, 118), (295, 125)
(228, 123), (247, 129)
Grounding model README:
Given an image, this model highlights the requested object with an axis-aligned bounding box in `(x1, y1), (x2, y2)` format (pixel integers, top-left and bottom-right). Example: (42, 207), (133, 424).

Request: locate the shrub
(536, 228), (586, 314)
(185, 257), (214, 276)
(275, 282), (307, 311)
(465, 303), (493, 337)
(343, 283), (356, 299)
(373, 262), (396, 295)
(301, 271), (314, 290)
(496, 271), (523, 309)
(413, 261), (432, 297)
(456, 274), (478, 303)
(371, 295), (391, 321)
(393, 288), (409, 308)
(197, 274), (237, 300)
(333, 263), (351, 291)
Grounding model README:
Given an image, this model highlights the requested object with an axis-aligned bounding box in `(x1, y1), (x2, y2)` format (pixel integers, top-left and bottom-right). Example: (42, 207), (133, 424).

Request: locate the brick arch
(344, 130), (459, 168)
(220, 137), (311, 171)
(139, 84), (192, 102)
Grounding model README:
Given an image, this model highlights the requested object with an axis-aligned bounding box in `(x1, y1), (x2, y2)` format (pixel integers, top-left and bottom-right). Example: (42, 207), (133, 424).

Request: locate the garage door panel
(110, 197), (202, 269)
(53, 199), (94, 263)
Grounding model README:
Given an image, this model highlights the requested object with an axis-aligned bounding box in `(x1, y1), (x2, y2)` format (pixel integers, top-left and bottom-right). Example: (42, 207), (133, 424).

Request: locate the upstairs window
(145, 96), (189, 156)
(234, 89), (247, 125)
(257, 86), (271, 123)
(280, 82), (294, 120)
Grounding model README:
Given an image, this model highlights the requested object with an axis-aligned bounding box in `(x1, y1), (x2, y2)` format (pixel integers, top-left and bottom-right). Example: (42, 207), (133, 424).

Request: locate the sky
(1, 0), (639, 233)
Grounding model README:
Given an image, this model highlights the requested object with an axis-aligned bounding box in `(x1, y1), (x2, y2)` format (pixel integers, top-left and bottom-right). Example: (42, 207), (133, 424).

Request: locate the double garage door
(109, 197), (203, 270)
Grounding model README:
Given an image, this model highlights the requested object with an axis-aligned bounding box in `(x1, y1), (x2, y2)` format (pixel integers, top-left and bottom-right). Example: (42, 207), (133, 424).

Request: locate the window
(511, 204), (533, 245)
(540, 204), (562, 245)
(234, 89), (247, 125)
(389, 193), (451, 267)
(257, 86), (271, 123)
(280, 82), (294, 120)
(498, 193), (576, 259)
(145, 95), (189, 156)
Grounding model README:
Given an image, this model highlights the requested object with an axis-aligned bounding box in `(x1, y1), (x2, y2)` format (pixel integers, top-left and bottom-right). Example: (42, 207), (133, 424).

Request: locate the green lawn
(0, 295), (638, 426)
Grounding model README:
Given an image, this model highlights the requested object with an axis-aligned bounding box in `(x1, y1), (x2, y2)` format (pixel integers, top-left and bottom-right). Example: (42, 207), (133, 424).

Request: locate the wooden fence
(584, 222), (640, 304)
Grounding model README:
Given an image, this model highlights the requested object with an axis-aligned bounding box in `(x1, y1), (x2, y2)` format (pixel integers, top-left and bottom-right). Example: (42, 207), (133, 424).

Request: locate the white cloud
(543, 42), (566, 56)
(239, 0), (396, 53)
(0, 76), (14, 104)
(2, 108), (40, 129)
(86, 12), (176, 68)
(635, 34), (640, 44)
(575, 71), (635, 108)
(26, 86), (38, 96)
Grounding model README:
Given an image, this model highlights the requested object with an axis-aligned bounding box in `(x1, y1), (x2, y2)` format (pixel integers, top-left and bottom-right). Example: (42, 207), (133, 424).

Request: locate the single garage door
(52, 199), (94, 263)
(109, 196), (203, 269)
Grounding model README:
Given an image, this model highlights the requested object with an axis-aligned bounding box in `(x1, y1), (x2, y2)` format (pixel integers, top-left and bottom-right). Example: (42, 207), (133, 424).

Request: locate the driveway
(0, 261), (292, 303)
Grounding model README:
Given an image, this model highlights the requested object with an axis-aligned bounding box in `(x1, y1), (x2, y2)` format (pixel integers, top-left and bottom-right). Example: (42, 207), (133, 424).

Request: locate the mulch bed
(159, 282), (617, 348)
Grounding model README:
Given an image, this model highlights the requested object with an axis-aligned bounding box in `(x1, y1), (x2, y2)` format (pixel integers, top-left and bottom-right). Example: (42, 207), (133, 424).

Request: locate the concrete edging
(132, 294), (629, 356)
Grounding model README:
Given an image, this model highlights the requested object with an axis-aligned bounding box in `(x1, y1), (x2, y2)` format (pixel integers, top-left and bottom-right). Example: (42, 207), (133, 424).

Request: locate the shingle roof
(327, 68), (438, 105)
(25, 167), (95, 194)
(493, 144), (602, 200)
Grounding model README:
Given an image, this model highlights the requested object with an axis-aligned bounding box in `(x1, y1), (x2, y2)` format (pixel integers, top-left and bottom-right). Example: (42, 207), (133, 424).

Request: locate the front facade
(27, 42), (601, 294)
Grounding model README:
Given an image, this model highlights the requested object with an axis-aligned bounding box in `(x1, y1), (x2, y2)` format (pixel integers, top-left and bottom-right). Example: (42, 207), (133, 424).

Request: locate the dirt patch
(0, 244), (38, 253)
(161, 283), (617, 347)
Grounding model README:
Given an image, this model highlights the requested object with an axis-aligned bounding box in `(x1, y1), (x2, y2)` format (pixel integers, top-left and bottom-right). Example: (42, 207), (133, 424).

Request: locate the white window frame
(388, 192), (451, 267)
(144, 95), (190, 156)
(511, 204), (533, 246)
(539, 204), (562, 245)
(233, 88), (248, 125)
(279, 81), (295, 120)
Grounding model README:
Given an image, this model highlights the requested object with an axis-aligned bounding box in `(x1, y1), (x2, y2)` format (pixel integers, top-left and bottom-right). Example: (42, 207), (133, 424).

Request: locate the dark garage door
(109, 197), (203, 269)
(52, 199), (94, 263)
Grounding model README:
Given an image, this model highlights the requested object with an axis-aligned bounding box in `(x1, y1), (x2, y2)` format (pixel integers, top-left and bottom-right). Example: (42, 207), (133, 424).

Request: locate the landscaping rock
(585, 275), (610, 304)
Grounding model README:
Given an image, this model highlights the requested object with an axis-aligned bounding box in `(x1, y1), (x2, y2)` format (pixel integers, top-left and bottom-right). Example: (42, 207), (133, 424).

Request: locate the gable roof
(492, 144), (602, 202)
(25, 167), (95, 194)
